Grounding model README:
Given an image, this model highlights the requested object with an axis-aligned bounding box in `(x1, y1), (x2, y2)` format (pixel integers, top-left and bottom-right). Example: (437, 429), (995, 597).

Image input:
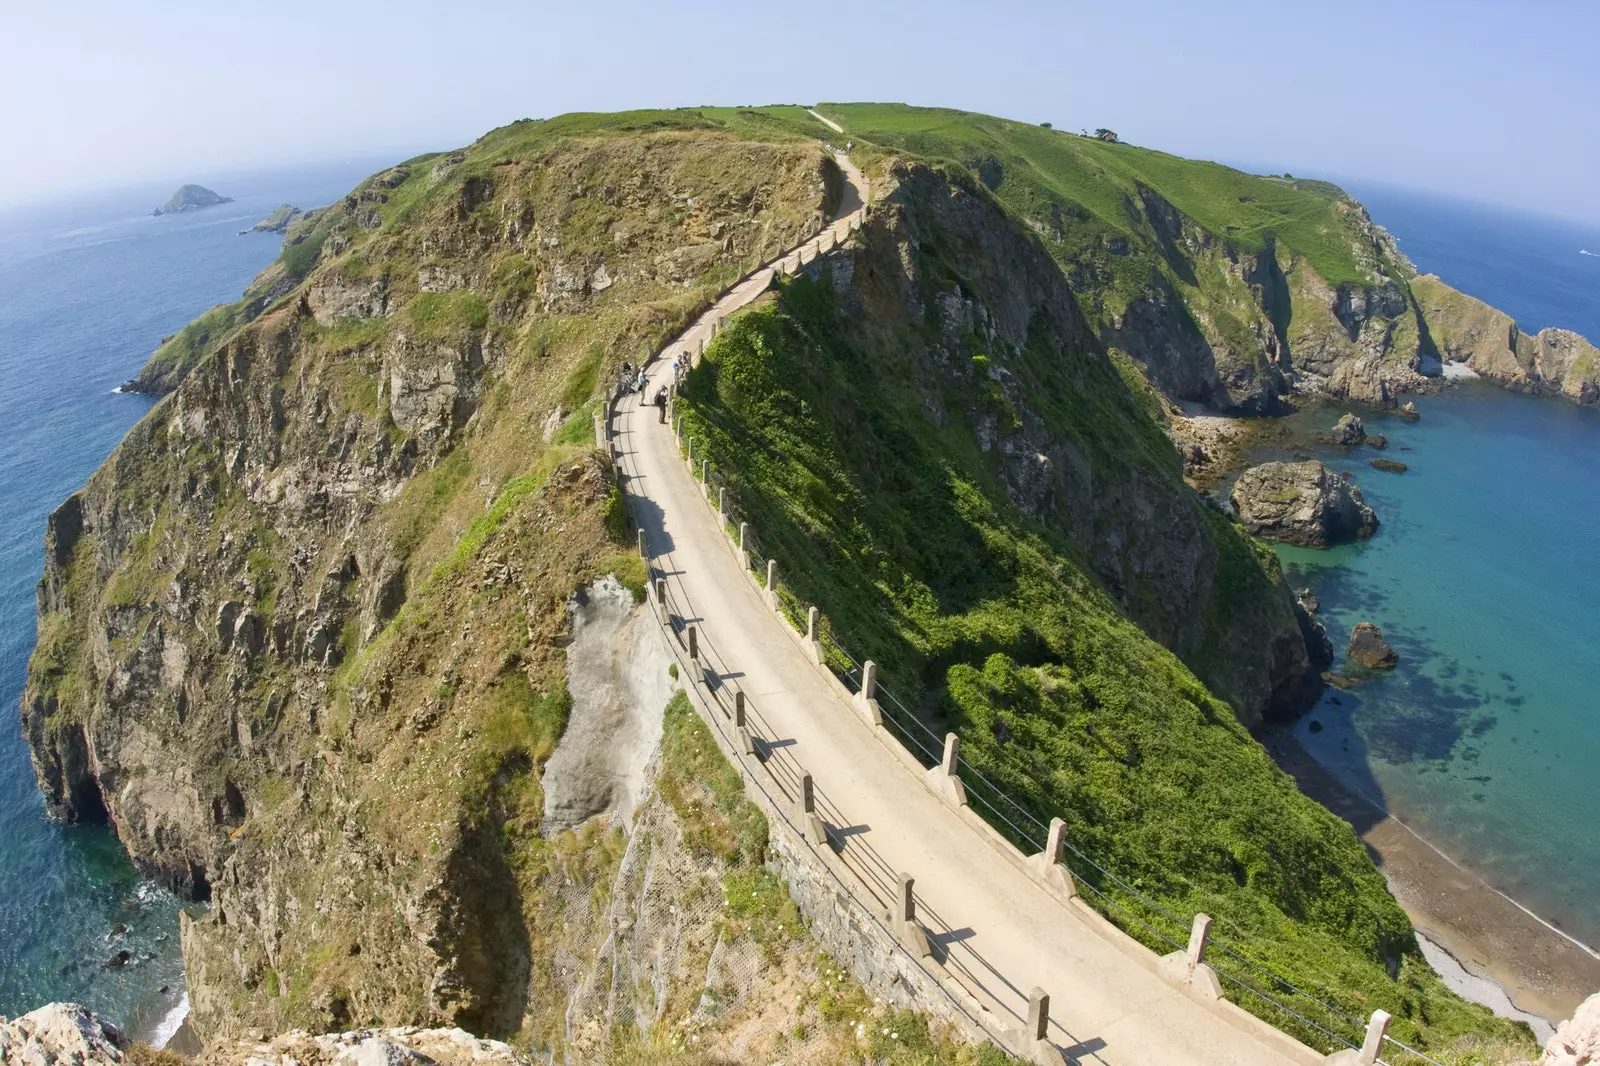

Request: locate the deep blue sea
(0, 158), (393, 1037)
(1276, 185), (1600, 949)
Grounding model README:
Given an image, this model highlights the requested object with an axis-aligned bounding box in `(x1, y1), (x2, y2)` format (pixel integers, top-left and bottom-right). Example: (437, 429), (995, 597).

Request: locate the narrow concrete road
(611, 155), (1320, 1066)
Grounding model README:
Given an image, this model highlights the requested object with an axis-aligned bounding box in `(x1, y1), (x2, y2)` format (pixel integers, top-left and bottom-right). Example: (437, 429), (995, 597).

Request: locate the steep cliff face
(22, 115), (839, 1041)
(1413, 273), (1600, 403)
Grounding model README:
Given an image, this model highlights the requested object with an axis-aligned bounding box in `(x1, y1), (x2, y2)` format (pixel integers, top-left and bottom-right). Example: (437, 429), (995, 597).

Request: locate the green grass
(404, 290), (490, 342)
(674, 276), (1534, 1063)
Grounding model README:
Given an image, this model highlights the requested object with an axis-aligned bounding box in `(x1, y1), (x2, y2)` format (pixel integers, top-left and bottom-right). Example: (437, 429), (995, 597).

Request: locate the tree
(1040, 121), (1053, 129)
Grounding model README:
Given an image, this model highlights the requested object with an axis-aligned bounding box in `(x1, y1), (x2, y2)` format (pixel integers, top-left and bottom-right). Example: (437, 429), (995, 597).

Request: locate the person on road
(654, 386), (668, 423)
(635, 367), (648, 403)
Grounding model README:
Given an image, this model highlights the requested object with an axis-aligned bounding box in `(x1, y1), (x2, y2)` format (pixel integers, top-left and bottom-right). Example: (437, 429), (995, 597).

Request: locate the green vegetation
(675, 274), (1534, 1061)
(404, 290), (490, 342)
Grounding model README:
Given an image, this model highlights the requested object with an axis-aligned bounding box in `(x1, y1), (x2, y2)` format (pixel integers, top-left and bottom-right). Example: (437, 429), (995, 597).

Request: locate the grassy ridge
(675, 275), (1534, 1062)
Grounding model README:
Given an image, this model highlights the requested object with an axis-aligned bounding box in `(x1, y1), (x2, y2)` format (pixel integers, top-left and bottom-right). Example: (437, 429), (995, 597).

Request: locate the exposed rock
(245, 205), (315, 235)
(1330, 412), (1366, 445)
(1398, 401), (1420, 418)
(201, 1027), (535, 1066)
(1230, 460), (1379, 547)
(1295, 601), (1334, 673)
(1348, 622), (1398, 669)
(1297, 588), (1320, 614)
(1539, 990), (1600, 1065)
(1370, 458), (1408, 473)
(0, 1004), (125, 1066)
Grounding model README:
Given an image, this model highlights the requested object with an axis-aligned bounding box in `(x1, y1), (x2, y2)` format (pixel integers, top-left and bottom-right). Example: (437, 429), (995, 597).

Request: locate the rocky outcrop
(202, 1027), (534, 1066)
(1230, 461), (1379, 547)
(1330, 412), (1366, 445)
(154, 185), (232, 216)
(1412, 274), (1599, 405)
(1348, 622), (1398, 669)
(1538, 990), (1600, 1066)
(0, 1004), (125, 1066)
(246, 205), (315, 235)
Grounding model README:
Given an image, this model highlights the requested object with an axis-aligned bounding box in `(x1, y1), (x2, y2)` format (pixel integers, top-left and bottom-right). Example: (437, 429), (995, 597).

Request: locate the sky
(2, 0), (1597, 223)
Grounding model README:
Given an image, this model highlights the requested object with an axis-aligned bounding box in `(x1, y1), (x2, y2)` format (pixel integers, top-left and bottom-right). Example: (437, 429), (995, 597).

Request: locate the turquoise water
(1273, 390), (1600, 948)
(1264, 185), (1600, 949)
(0, 159), (390, 1032)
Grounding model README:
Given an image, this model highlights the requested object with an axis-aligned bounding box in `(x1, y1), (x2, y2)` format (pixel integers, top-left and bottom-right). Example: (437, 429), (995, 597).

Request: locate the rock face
(1330, 412), (1366, 445)
(1348, 622), (1398, 669)
(1230, 461), (1379, 547)
(202, 1027), (534, 1066)
(1412, 274), (1600, 406)
(0, 1004), (125, 1066)
(1539, 990), (1600, 1066)
(246, 204), (315, 234)
(153, 184), (233, 216)
(22, 123), (840, 1043)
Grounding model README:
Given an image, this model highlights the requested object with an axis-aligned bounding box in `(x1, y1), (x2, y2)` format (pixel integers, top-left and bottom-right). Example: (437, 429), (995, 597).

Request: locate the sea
(0, 157), (396, 1039)
(1272, 184), (1600, 951)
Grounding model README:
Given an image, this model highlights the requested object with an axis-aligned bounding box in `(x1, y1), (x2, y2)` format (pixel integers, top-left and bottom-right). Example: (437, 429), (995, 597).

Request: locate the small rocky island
(244, 203), (315, 234)
(1230, 460), (1379, 546)
(152, 184), (232, 216)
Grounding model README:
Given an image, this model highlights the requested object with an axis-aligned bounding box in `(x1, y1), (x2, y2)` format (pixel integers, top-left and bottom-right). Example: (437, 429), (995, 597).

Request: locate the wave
(1581, 249), (1597, 257)
(148, 991), (189, 1050)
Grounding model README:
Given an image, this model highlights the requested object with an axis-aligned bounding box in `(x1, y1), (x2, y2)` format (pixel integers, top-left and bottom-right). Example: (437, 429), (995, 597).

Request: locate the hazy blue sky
(3, 0), (1596, 221)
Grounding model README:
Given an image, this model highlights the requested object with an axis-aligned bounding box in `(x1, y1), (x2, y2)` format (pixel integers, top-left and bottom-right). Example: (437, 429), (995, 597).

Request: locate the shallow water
(0, 157), (393, 1030)
(1266, 387), (1600, 949)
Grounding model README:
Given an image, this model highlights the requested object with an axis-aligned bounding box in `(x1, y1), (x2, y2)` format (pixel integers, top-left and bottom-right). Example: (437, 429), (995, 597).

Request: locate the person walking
(635, 367), (648, 404)
(654, 386), (668, 424)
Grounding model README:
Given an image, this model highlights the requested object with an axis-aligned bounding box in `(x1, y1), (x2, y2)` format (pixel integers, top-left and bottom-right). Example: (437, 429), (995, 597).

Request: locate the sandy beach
(1263, 728), (1600, 1030)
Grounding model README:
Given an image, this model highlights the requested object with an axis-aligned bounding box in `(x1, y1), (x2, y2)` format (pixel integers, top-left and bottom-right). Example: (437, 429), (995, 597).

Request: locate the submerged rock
(1330, 412), (1366, 445)
(1230, 460), (1379, 547)
(1347, 622), (1398, 669)
(1370, 458), (1408, 473)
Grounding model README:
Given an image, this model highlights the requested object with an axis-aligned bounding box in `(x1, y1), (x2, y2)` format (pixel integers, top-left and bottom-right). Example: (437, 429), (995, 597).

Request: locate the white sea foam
(149, 991), (189, 1050)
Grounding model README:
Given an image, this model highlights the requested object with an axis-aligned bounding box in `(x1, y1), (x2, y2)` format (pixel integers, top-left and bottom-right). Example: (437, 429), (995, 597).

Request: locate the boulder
(1297, 587), (1320, 614)
(1370, 458), (1408, 473)
(203, 1027), (537, 1066)
(1330, 412), (1366, 445)
(1230, 461), (1379, 547)
(1348, 622), (1398, 669)
(0, 1004), (125, 1066)
(1540, 990), (1600, 1065)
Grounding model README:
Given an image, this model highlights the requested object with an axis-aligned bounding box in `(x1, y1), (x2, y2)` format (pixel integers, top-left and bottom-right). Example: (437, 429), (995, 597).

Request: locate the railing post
(799, 772), (828, 847)
(806, 606), (822, 663)
(854, 660), (882, 726)
(1160, 911), (1221, 1002)
(1360, 1010), (1390, 1065)
(765, 558), (778, 610)
(737, 522), (749, 569)
(687, 625), (698, 663)
(654, 578), (667, 613)
(1027, 987), (1049, 1041)
(700, 459), (709, 496)
(1028, 816), (1078, 899)
(732, 689), (742, 722)
(1186, 913), (1211, 973)
(637, 527), (647, 559)
(686, 436), (694, 467)
(927, 732), (968, 807)
(890, 872), (931, 958)
(717, 487), (726, 525)
(734, 691), (756, 756)
(593, 412), (606, 450)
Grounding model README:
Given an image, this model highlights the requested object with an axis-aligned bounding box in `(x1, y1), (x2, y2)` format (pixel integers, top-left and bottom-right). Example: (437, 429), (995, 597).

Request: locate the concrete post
(854, 660), (882, 726)
(593, 413), (605, 450)
(897, 872), (915, 922)
(687, 625), (698, 662)
(700, 459), (709, 491)
(1027, 987), (1049, 1041)
(1027, 817), (1078, 899)
(699, 336), (706, 355)
(890, 872), (931, 959)
(732, 689), (742, 722)
(717, 487), (726, 524)
(1186, 913), (1211, 973)
(799, 772), (828, 847)
(654, 579), (667, 610)
(737, 522), (749, 570)
(806, 607), (822, 663)
(927, 732), (968, 806)
(1360, 1010), (1390, 1065)
(686, 437), (694, 467)
(733, 694), (757, 756)
(765, 559), (778, 610)
(637, 528), (647, 559)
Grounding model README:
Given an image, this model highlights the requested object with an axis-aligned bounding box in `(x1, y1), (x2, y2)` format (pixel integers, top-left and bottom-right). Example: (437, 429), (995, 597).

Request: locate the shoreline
(1263, 727), (1600, 1028)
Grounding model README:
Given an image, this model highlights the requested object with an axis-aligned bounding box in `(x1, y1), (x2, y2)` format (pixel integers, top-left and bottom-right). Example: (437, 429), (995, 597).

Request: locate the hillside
(818, 103), (1597, 412)
(21, 104), (1543, 1064)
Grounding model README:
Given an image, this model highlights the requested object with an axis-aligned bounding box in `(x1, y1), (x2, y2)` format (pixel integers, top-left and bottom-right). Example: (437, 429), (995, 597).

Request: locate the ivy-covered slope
(675, 159), (1534, 1062)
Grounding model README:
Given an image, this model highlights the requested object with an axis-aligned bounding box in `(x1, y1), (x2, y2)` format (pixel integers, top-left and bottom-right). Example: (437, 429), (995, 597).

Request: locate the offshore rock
(1348, 622), (1398, 669)
(1329, 412), (1366, 445)
(0, 1003), (125, 1066)
(1230, 460), (1378, 547)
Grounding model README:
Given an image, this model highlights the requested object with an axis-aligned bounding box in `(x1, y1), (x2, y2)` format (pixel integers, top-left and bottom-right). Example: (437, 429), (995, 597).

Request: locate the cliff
(153, 185), (233, 216)
(820, 103), (1597, 413)
(1412, 273), (1599, 403)
(246, 204), (317, 235)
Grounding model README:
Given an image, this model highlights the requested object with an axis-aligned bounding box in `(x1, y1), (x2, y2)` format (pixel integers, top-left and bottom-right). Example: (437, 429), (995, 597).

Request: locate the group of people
(616, 351), (693, 423)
